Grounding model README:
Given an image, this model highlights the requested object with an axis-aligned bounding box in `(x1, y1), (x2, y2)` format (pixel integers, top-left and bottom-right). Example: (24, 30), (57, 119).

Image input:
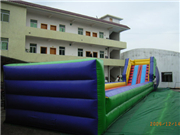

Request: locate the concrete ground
(1, 88), (180, 135)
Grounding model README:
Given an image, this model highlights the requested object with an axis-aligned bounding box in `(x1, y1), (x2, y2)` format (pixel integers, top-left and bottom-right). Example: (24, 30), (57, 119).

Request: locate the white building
(1, 1), (130, 82)
(121, 48), (180, 88)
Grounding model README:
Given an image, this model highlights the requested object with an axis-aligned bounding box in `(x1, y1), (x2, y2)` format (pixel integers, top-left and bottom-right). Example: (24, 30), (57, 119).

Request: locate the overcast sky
(26, 0), (179, 53)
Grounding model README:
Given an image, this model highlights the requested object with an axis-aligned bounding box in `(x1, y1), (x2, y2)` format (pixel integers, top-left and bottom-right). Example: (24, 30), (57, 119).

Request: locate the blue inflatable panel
(150, 57), (154, 81)
(122, 58), (129, 82)
(156, 66), (160, 87)
(4, 59), (102, 135)
(5, 80), (97, 99)
(122, 65), (127, 82)
(6, 109), (97, 135)
(4, 60), (97, 80)
(105, 82), (150, 97)
(6, 94), (97, 118)
(140, 65), (147, 83)
(131, 65), (139, 85)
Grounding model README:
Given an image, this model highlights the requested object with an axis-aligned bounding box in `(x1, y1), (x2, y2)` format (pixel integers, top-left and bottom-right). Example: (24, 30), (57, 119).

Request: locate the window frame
(78, 28), (83, 35)
(93, 52), (98, 58)
(59, 46), (65, 55)
(1, 9), (10, 22)
(30, 19), (37, 28)
(99, 32), (104, 38)
(78, 48), (83, 57)
(100, 51), (104, 58)
(40, 47), (47, 54)
(93, 32), (97, 37)
(50, 25), (57, 31)
(29, 43), (37, 53)
(0, 38), (8, 50)
(59, 24), (65, 32)
(41, 23), (48, 29)
(86, 31), (91, 36)
(86, 51), (91, 57)
(50, 47), (56, 55)
(161, 72), (173, 82)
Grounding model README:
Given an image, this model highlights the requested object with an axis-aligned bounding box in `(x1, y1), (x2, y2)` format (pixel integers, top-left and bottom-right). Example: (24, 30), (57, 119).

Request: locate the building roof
(5, 0), (130, 30)
(100, 14), (123, 21)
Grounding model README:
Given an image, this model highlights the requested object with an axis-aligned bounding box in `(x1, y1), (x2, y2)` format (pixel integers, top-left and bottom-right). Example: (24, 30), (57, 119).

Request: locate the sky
(26, 0), (180, 53)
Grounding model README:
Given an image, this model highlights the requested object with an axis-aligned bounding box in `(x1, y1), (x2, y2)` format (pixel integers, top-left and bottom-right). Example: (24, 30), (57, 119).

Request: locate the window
(29, 43), (37, 53)
(93, 52), (98, 58)
(0, 38), (8, 50)
(78, 28), (83, 35)
(50, 48), (56, 55)
(1, 9), (10, 22)
(86, 51), (91, 57)
(99, 32), (104, 38)
(50, 25), (56, 31)
(30, 19), (37, 28)
(86, 31), (91, 36)
(59, 25), (65, 32)
(59, 47), (65, 55)
(100, 51), (104, 58)
(78, 48), (83, 57)
(41, 23), (47, 29)
(41, 47), (47, 54)
(110, 18), (113, 22)
(93, 32), (97, 37)
(162, 72), (173, 82)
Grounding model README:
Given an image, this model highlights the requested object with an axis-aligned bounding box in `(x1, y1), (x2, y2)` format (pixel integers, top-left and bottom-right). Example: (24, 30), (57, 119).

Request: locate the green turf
(104, 88), (180, 135)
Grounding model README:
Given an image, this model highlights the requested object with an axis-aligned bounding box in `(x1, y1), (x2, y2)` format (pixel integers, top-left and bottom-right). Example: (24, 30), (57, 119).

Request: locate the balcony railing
(1, 50), (125, 67)
(25, 27), (127, 49)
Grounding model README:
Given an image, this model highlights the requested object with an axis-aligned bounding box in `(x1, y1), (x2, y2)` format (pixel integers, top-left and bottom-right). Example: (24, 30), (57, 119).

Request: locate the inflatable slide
(4, 57), (159, 135)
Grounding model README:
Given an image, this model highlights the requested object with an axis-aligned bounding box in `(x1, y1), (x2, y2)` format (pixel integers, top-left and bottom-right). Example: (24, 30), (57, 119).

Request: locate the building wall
(1, 2), (127, 82)
(1, 2), (126, 62)
(26, 12), (110, 39)
(121, 49), (180, 88)
(1, 3), (27, 58)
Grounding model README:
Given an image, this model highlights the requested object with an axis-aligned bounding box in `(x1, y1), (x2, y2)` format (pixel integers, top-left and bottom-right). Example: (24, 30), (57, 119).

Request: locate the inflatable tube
(156, 66), (160, 87)
(6, 108), (97, 135)
(106, 84), (153, 128)
(105, 82), (126, 90)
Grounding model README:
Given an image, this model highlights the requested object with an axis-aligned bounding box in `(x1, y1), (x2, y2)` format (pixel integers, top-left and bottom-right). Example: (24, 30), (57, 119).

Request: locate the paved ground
(1, 88), (180, 135)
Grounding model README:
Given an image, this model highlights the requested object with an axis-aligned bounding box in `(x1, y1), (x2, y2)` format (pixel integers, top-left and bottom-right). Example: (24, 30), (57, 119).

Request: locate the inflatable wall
(4, 57), (159, 135)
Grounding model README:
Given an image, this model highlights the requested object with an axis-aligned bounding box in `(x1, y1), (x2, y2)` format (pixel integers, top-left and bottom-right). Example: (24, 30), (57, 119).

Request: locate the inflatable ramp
(4, 57), (159, 135)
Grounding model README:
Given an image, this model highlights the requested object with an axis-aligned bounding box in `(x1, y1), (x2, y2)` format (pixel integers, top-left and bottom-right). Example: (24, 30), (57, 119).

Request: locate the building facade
(1, 0), (130, 82)
(121, 48), (180, 88)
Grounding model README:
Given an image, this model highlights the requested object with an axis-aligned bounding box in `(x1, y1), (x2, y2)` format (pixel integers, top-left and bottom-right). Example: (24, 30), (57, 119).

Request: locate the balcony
(25, 27), (127, 49)
(1, 50), (125, 67)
